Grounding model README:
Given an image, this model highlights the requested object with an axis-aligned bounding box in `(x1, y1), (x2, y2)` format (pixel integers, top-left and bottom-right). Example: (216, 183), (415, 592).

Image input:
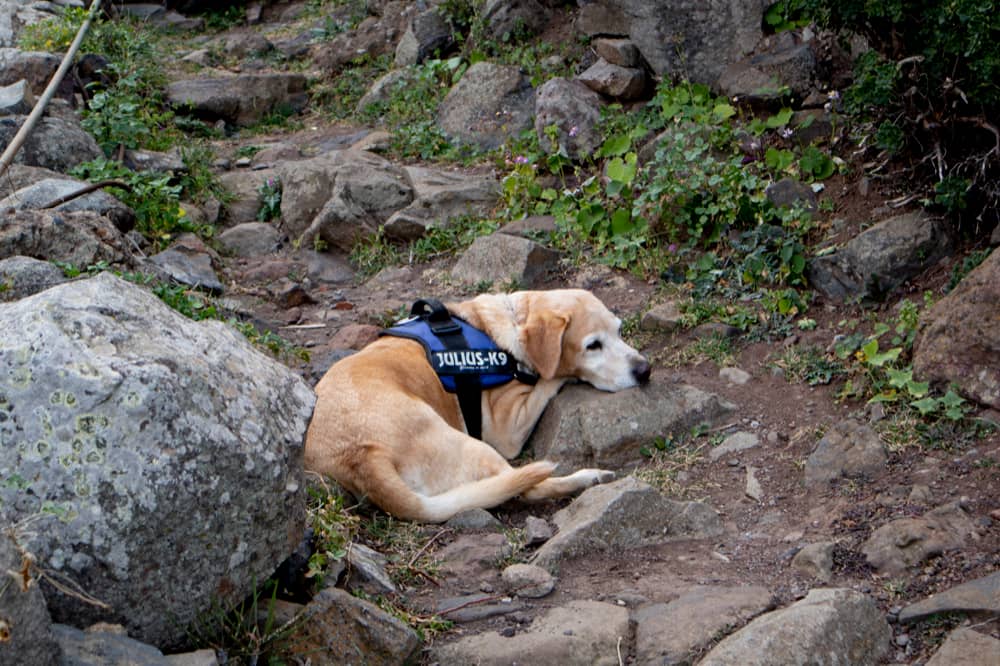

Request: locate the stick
(40, 179), (132, 208)
(0, 0), (104, 178)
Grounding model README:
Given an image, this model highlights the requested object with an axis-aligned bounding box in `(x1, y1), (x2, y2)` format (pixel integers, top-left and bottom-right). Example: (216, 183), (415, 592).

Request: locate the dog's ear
(520, 310), (569, 379)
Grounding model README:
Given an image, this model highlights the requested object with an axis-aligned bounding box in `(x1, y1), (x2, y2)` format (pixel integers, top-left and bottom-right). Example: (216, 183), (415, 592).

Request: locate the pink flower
(569, 126), (579, 137)
(514, 155), (530, 165)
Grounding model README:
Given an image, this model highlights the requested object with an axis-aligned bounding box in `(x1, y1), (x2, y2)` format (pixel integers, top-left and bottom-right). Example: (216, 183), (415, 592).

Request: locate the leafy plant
(946, 248), (992, 291)
(257, 177), (282, 222)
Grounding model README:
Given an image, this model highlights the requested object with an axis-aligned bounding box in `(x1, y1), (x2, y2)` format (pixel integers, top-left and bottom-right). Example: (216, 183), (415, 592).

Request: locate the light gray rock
(807, 211), (954, 301)
(0, 178), (135, 233)
(123, 148), (186, 175)
(164, 648), (218, 666)
(166, 73), (308, 127)
(719, 366), (751, 384)
(0, 78), (34, 114)
(446, 508), (503, 530)
(635, 586), (773, 664)
(345, 543), (397, 595)
(593, 1), (768, 84)
(533, 77), (603, 162)
(451, 233), (559, 288)
(640, 300), (683, 332)
(438, 62), (535, 151)
(529, 382), (736, 474)
(791, 541), (836, 582)
(862, 502), (977, 575)
(524, 515), (554, 545)
(502, 563), (555, 598)
(290, 587), (422, 665)
(804, 419), (886, 486)
(0, 48), (59, 92)
(383, 165), (500, 241)
(0, 116), (103, 173)
(148, 245), (224, 293)
(745, 464), (763, 501)
(700, 588), (891, 665)
(0, 273), (314, 647)
(898, 570), (1000, 623)
(355, 69), (415, 114)
(577, 58), (647, 100)
(394, 6), (453, 66)
(532, 477), (723, 572)
(0, 210), (132, 268)
(52, 624), (168, 665)
(217, 222), (283, 257)
(218, 168), (276, 225)
(0, 532), (61, 666)
(709, 431), (760, 461)
(914, 248), (1000, 410)
(593, 38), (642, 68)
(205, 30), (273, 60)
(431, 600), (630, 666)
(925, 627), (1000, 666)
(0, 255), (68, 302)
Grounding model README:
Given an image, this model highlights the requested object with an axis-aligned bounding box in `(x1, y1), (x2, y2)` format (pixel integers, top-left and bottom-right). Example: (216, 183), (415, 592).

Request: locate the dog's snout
(632, 358), (651, 384)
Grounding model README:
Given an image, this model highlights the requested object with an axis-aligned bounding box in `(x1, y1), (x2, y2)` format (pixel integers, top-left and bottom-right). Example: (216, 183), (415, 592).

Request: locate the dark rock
(863, 502), (977, 575)
(804, 419), (886, 486)
(765, 177), (818, 213)
(438, 62), (535, 151)
(0, 116), (103, 173)
(394, 6), (453, 66)
(577, 58), (647, 100)
(437, 593), (525, 622)
(166, 74), (308, 127)
(0, 532), (61, 666)
(898, 571), (1000, 623)
(0, 210), (132, 268)
(534, 78), (603, 161)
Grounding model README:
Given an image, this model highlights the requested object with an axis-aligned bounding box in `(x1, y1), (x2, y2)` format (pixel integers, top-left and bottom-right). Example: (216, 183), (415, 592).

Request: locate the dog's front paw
(594, 469), (616, 485)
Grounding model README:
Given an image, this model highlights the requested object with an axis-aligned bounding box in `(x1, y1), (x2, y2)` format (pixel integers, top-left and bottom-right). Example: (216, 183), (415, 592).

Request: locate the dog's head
(515, 289), (651, 391)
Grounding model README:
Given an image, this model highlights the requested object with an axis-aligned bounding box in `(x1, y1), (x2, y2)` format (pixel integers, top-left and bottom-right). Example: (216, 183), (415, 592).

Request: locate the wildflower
(513, 155), (529, 165)
(568, 126), (579, 138)
(780, 128), (794, 139)
(667, 243), (678, 254)
(827, 90), (840, 100)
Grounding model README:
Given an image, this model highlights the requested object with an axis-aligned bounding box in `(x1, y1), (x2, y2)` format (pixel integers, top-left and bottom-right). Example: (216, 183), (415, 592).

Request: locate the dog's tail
(352, 446), (556, 522)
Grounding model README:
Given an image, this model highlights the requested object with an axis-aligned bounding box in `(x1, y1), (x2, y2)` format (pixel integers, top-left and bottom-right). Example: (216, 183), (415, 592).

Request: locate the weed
(353, 590), (454, 642)
(633, 437), (710, 498)
(663, 335), (737, 368)
(179, 144), (229, 206)
(946, 248), (992, 291)
(257, 177), (282, 222)
(495, 528), (528, 569)
(359, 516), (443, 590)
(305, 482), (360, 586)
(770, 346), (847, 385)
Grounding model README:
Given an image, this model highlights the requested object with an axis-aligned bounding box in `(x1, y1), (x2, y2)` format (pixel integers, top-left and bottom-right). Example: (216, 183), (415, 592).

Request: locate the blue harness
(379, 299), (537, 439)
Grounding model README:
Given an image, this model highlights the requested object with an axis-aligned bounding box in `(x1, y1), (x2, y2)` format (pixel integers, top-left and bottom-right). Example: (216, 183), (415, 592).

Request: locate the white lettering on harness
(433, 350), (508, 371)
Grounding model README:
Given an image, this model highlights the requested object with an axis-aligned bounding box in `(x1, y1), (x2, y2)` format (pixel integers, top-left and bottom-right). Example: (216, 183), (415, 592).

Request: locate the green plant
(257, 177), (282, 222)
(947, 248), (992, 291)
(305, 482), (360, 585)
(770, 346), (847, 386)
(179, 143), (228, 206)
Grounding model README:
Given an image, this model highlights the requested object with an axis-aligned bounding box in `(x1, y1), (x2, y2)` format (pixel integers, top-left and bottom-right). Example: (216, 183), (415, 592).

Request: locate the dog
(304, 289), (651, 522)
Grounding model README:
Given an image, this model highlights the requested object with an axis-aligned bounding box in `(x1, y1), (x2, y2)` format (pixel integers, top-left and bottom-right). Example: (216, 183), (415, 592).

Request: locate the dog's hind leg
(520, 468), (616, 501)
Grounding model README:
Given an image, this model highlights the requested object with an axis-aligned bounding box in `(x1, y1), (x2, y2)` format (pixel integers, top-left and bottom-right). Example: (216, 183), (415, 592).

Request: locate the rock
(0, 532), (61, 666)
(431, 600), (629, 666)
(577, 58), (647, 100)
(217, 222), (283, 257)
(532, 477), (723, 572)
(745, 465), (763, 501)
(0, 116), (103, 173)
(925, 627), (1000, 666)
(0, 48), (59, 93)
(205, 30), (273, 60)
(147, 244), (224, 293)
(345, 543), (397, 595)
(593, 38), (642, 68)
(719, 366), (751, 385)
(524, 515), (554, 545)
(700, 588), (891, 665)
(437, 593), (525, 622)
(529, 382), (736, 474)
(914, 249), (1000, 409)
(635, 586), (773, 664)
(791, 541), (836, 582)
(482, 0), (550, 40)
(804, 419), (886, 486)
(383, 165), (500, 241)
(575, 3), (630, 38)
(289, 587), (421, 665)
(502, 563), (555, 598)
(500, 215), (558, 238)
(640, 300), (683, 332)
(394, 6), (453, 66)
(438, 62), (535, 151)
(52, 624), (168, 664)
(166, 73), (308, 127)
(709, 431), (760, 461)
(533, 78), (603, 162)
(329, 324), (379, 351)
(165, 648), (219, 666)
(0, 255), (68, 302)
(807, 211), (954, 301)
(718, 43), (817, 102)
(898, 571), (1000, 623)
(0, 210), (132, 268)
(765, 177), (818, 212)
(593, 1), (767, 85)
(446, 508), (503, 531)
(123, 148), (186, 175)
(0, 177), (135, 233)
(0, 273), (314, 647)
(218, 168), (276, 225)
(0, 78), (34, 114)
(356, 69), (415, 114)
(862, 502), (977, 575)
(436, 532), (510, 582)
(451, 233), (560, 288)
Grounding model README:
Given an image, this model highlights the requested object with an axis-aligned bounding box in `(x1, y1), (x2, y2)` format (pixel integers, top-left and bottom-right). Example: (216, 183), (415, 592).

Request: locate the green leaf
(765, 108), (793, 128)
(713, 103), (736, 120)
(868, 347), (902, 367)
(873, 322), (891, 337)
(599, 134), (631, 157)
(905, 380), (930, 398)
(940, 389), (966, 409)
(911, 397), (939, 416)
(610, 208), (634, 235)
(869, 389), (899, 404)
(886, 367), (913, 388)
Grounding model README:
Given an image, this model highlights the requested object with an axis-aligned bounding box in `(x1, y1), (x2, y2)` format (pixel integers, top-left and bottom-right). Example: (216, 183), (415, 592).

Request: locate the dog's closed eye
(586, 339), (603, 351)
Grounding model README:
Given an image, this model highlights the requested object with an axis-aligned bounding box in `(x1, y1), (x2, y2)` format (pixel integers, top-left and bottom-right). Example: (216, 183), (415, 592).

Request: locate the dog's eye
(586, 339), (603, 351)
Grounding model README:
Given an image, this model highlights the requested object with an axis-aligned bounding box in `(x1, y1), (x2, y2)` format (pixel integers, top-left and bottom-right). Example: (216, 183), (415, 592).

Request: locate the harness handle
(410, 299), (462, 334)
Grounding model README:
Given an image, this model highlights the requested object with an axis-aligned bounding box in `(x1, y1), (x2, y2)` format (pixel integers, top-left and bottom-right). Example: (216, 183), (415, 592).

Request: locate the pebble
(895, 634), (909, 647)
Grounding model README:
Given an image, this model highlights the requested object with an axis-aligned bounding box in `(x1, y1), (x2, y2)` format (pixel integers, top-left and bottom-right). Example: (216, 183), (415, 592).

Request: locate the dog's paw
(574, 468), (615, 487)
(593, 469), (616, 485)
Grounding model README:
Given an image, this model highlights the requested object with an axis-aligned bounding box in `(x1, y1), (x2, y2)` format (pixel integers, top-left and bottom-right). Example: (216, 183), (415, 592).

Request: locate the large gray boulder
(589, 1), (768, 84)
(700, 588), (891, 665)
(925, 628), (1000, 666)
(394, 6), (453, 66)
(807, 211), (954, 301)
(862, 502), (977, 575)
(0, 273), (315, 647)
(529, 382), (736, 474)
(451, 233), (560, 288)
(0, 255), (68, 302)
(0, 210), (132, 268)
(534, 78), (603, 162)
(384, 165), (500, 241)
(0, 178), (135, 233)
(0, 116), (103, 173)
(914, 248), (1000, 409)
(899, 571), (1000, 623)
(481, 0), (551, 40)
(804, 419), (886, 486)
(0, 48), (59, 91)
(166, 73), (308, 126)
(437, 62), (535, 151)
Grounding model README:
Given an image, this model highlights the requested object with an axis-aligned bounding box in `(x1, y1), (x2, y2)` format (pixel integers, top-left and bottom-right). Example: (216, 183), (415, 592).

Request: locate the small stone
(719, 367), (751, 385)
(745, 465), (763, 502)
(502, 563), (555, 598)
(524, 516), (554, 545)
(500, 626), (516, 638)
(895, 633), (909, 647)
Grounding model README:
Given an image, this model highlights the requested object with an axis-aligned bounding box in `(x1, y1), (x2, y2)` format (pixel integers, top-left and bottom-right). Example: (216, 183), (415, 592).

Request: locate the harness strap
(409, 299), (484, 440)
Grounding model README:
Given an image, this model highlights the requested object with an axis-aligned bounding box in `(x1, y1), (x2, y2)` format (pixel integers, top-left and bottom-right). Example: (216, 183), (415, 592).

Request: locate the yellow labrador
(304, 289), (650, 522)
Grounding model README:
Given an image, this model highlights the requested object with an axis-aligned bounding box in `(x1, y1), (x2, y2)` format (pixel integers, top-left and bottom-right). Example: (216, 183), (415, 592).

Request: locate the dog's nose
(632, 359), (651, 384)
